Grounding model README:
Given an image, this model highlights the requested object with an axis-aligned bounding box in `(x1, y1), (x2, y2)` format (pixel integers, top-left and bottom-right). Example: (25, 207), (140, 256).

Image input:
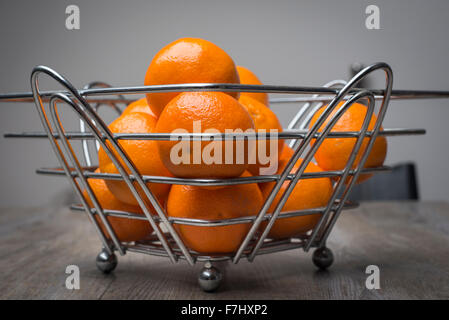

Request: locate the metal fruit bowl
(2, 62), (440, 291)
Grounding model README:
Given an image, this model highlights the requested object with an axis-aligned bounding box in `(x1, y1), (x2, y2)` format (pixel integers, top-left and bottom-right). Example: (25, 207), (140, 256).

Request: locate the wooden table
(0, 201), (448, 299)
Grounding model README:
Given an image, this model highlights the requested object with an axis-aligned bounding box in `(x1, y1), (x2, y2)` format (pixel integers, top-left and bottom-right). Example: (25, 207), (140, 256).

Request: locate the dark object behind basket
(348, 162), (419, 201)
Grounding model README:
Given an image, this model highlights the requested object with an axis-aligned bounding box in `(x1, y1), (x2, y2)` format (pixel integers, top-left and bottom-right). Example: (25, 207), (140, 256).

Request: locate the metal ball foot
(198, 262), (222, 292)
(96, 249), (118, 274)
(312, 246), (334, 270)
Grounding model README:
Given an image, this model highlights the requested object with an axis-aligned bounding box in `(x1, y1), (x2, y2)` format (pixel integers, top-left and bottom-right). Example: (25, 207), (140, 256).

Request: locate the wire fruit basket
(2, 62), (442, 292)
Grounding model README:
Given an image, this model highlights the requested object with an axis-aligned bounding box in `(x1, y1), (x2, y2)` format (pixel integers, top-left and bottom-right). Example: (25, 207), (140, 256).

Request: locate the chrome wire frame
(234, 63), (391, 263)
(79, 82), (124, 167)
(286, 79), (347, 149)
(2, 62), (431, 265)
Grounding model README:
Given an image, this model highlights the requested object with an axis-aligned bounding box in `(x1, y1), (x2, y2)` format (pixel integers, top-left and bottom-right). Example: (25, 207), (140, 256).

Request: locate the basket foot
(312, 246), (334, 270)
(198, 262), (222, 292)
(96, 249), (117, 274)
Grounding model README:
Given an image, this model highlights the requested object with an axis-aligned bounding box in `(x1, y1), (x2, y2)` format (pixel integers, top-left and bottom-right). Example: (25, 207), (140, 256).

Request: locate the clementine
(238, 95), (284, 176)
(145, 38), (240, 116)
(82, 169), (152, 242)
(280, 145), (294, 161)
(166, 172), (263, 253)
(122, 97), (158, 118)
(237, 66), (269, 106)
(309, 101), (387, 183)
(155, 92), (255, 178)
(260, 159), (333, 239)
(98, 112), (172, 206)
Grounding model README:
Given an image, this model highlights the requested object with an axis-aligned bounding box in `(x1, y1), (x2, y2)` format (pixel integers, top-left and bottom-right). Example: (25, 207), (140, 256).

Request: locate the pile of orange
(82, 38), (387, 252)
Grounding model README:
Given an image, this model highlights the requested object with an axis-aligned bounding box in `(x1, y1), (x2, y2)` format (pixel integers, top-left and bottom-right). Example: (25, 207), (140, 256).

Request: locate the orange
(166, 172), (263, 253)
(122, 97), (158, 118)
(155, 92), (255, 178)
(279, 145), (294, 161)
(236, 66), (269, 106)
(260, 145), (295, 189)
(98, 112), (173, 206)
(238, 95), (284, 176)
(82, 169), (152, 242)
(260, 159), (333, 239)
(145, 38), (240, 116)
(309, 101), (387, 183)
(276, 146), (310, 172)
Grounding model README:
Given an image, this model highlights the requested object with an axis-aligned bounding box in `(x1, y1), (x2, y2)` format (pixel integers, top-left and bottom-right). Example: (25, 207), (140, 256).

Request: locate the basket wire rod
(48, 93), (127, 255)
(80, 106), (98, 167)
(311, 66), (393, 250)
(79, 82), (124, 167)
(2, 91), (447, 105)
(241, 62), (392, 262)
(77, 82), (199, 265)
(58, 93), (181, 263)
(29, 71), (115, 255)
(233, 83), (363, 264)
(126, 241), (306, 262)
(232, 85), (352, 263)
(2, 83), (449, 101)
(29, 66), (188, 264)
(36, 165), (391, 186)
(1, 92), (447, 105)
(49, 93), (178, 262)
(287, 80), (346, 131)
(268, 92), (446, 103)
(248, 90), (376, 262)
(0, 83), (356, 99)
(287, 80), (347, 149)
(303, 91), (375, 251)
(70, 201), (358, 226)
(3, 128), (426, 140)
(305, 63), (393, 251)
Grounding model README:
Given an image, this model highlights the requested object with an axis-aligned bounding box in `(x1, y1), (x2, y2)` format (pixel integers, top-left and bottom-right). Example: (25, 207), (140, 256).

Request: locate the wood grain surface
(0, 201), (448, 299)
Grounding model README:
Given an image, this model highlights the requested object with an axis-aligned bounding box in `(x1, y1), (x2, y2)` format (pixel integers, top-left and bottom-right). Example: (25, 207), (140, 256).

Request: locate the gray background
(0, 0), (448, 207)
